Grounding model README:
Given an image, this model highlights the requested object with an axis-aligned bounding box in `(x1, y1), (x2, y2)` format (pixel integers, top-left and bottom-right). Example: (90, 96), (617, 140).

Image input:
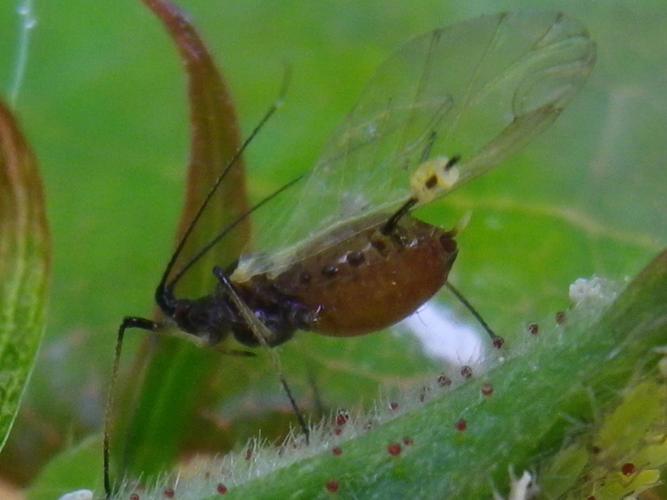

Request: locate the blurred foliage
(541, 378), (667, 499)
(0, 99), (50, 452)
(0, 0), (665, 495)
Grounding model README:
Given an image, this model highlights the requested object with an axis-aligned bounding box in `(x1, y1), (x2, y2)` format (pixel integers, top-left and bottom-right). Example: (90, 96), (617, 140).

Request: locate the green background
(0, 0), (665, 490)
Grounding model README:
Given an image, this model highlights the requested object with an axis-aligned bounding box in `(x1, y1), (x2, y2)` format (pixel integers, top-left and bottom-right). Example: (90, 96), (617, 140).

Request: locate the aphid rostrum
(104, 4), (595, 496)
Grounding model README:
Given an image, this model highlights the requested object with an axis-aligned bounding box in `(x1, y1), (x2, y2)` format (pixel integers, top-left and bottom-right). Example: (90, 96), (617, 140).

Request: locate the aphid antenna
(444, 281), (502, 344)
(165, 174), (303, 293)
(156, 76), (291, 305)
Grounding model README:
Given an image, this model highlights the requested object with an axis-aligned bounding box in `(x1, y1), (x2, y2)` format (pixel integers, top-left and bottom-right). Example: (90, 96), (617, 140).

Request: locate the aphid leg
(444, 282), (504, 345)
(212, 266), (311, 445)
(381, 197), (418, 235)
(104, 317), (160, 499)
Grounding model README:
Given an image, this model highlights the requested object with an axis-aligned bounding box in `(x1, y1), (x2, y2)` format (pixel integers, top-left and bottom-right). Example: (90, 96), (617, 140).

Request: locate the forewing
(237, 12), (595, 280)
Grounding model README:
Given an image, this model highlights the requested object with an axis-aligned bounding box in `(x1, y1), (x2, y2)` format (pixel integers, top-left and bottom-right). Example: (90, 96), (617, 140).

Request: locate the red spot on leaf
(336, 410), (350, 427)
(621, 462), (636, 476)
(332, 446), (343, 456)
(387, 443), (402, 456)
(455, 418), (467, 432)
(555, 311), (566, 325)
(164, 488), (175, 498)
(216, 483), (228, 495)
(326, 480), (339, 493)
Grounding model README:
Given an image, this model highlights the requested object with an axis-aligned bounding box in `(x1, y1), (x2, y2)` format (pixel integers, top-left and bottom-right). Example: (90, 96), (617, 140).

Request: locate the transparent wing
(235, 11), (595, 280)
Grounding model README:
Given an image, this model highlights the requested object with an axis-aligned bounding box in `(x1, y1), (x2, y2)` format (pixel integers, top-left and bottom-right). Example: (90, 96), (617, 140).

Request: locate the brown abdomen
(271, 216), (457, 337)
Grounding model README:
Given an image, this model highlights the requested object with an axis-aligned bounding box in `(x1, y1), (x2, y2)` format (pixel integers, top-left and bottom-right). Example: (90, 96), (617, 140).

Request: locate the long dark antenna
(157, 97), (284, 295)
(166, 174), (303, 291)
(157, 62), (291, 295)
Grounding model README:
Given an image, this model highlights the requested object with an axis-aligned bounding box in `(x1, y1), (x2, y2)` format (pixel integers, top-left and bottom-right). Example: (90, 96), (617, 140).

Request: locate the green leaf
(0, 100), (50, 452)
(109, 248), (666, 499)
(540, 379), (667, 499)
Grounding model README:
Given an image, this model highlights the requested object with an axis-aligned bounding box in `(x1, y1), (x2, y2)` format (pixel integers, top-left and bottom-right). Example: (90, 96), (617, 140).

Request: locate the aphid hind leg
(444, 282), (504, 346)
(104, 317), (160, 499)
(213, 266), (310, 444)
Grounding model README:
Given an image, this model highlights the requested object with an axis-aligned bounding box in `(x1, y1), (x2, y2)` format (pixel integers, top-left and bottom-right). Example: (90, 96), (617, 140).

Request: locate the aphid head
(169, 295), (230, 346)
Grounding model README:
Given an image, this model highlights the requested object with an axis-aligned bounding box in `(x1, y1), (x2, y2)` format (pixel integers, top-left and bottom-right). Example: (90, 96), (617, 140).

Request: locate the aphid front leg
(212, 266), (310, 443)
(104, 316), (160, 498)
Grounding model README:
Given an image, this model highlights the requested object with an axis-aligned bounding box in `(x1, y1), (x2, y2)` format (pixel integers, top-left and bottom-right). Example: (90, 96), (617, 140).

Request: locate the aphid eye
(425, 175), (438, 189)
